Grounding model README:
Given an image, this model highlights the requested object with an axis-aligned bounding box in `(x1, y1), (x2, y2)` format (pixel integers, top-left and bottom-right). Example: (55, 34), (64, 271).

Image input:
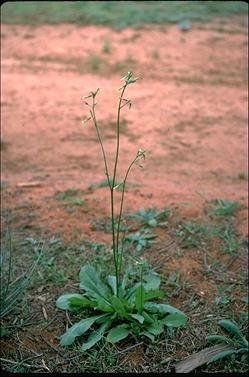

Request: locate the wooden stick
(114, 342), (144, 356)
(174, 344), (235, 373)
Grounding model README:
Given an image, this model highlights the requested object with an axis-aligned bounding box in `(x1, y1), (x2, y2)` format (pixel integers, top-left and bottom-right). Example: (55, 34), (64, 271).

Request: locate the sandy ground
(1, 17), (248, 242)
(0, 17), (248, 372)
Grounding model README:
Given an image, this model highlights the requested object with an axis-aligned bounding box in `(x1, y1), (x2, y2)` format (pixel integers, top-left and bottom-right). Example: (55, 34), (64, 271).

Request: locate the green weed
(237, 171), (247, 180)
(56, 263), (187, 351)
(211, 199), (241, 217)
(213, 284), (234, 306)
(124, 228), (158, 252)
(88, 54), (102, 73)
(126, 207), (170, 227)
(57, 72), (188, 351)
(55, 188), (79, 200)
(205, 319), (249, 365)
(102, 38), (112, 54)
(0, 220), (41, 325)
(176, 215), (244, 255)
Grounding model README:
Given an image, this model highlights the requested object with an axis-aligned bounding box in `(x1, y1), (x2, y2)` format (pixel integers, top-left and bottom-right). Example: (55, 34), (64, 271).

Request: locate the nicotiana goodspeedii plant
(56, 72), (188, 351)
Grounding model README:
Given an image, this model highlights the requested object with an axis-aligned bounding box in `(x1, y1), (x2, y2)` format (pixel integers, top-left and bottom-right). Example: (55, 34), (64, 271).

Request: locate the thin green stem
(90, 99), (120, 287)
(90, 105), (111, 189)
(87, 74), (139, 298)
(116, 156), (138, 282)
(112, 85), (126, 190)
(90, 102), (119, 290)
(111, 84), (127, 297)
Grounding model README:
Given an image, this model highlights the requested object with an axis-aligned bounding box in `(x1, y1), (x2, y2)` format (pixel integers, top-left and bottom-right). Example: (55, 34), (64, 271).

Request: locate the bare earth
(0, 15), (248, 372)
(1, 17), (248, 283)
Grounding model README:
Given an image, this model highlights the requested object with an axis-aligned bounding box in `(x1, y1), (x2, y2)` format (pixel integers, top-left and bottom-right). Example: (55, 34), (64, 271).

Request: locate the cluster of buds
(135, 148), (146, 168)
(81, 88), (100, 124)
(120, 71), (140, 87)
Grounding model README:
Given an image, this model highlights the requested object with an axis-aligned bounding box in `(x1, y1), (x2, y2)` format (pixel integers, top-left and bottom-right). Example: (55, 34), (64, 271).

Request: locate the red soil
(1, 17), (248, 244)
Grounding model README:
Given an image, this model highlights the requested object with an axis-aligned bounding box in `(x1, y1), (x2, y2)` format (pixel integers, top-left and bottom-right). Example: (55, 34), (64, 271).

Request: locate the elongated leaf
(142, 330), (155, 342)
(162, 313), (188, 327)
(219, 320), (244, 340)
(107, 324), (130, 343)
(56, 293), (94, 310)
(79, 265), (111, 307)
(207, 349), (236, 364)
(144, 289), (165, 301)
(135, 284), (145, 314)
(146, 321), (165, 335)
(142, 310), (155, 324)
(110, 296), (128, 318)
(125, 282), (140, 303)
(107, 275), (117, 295)
(130, 313), (144, 324)
(143, 273), (161, 291)
(69, 296), (97, 309)
(81, 319), (112, 351)
(144, 302), (186, 316)
(206, 335), (233, 344)
(60, 314), (107, 346)
(121, 268), (130, 291)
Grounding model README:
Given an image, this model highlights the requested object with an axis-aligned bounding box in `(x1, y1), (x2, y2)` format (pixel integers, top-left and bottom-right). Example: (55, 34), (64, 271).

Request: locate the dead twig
(174, 344), (235, 373)
(114, 342), (144, 356)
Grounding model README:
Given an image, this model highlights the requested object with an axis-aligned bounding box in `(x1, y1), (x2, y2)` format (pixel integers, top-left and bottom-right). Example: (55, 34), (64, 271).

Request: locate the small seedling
(213, 284), (234, 306)
(206, 319), (249, 365)
(175, 222), (204, 248)
(212, 199), (241, 217)
(237, 171), (246, 180)
(56, 188), (79, 200)
(88, 54), (102, 73)
(102, 38), (111, 54)
(124, 228), (158, 252)
(126, 207), (170, 227)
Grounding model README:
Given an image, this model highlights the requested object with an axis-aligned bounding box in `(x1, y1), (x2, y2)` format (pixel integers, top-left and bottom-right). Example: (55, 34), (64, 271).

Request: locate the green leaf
(162, 313), (188, 327)
(125, 283), (140, 303)
(206, 335), (233, 344)
(143, 273), (161, 291)
(146, 321), (164, 335)
(144, 302), (186, 316)
(144, 289), (165, 301)
(81, 319), (112, 351)
(121, 268), (130, 291)
(69, 296), (97, 309)
(148, 219), (157, 227)
(207, 349), (236, 364)
(142, 330), (155, 342)
(130, 313), (144, 324)
(60, 314), (107, 346)
(219, 320), (244, 340)
(107, 275), (117, 295)
(79, 265), (111, 307)
(110, 296), (128, 318)
(142, 310), (155, 324)
(135, 284), (145, 314)
(56, 293), (88, 311)
(107, 324), (130, 343)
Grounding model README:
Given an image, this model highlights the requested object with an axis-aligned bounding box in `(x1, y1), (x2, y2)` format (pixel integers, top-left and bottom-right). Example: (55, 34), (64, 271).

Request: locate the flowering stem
(90, 102), (111, 189)
(84, 72), (141, 298)
(111, 84), (128, 297)
(116, 155), (139, 284)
